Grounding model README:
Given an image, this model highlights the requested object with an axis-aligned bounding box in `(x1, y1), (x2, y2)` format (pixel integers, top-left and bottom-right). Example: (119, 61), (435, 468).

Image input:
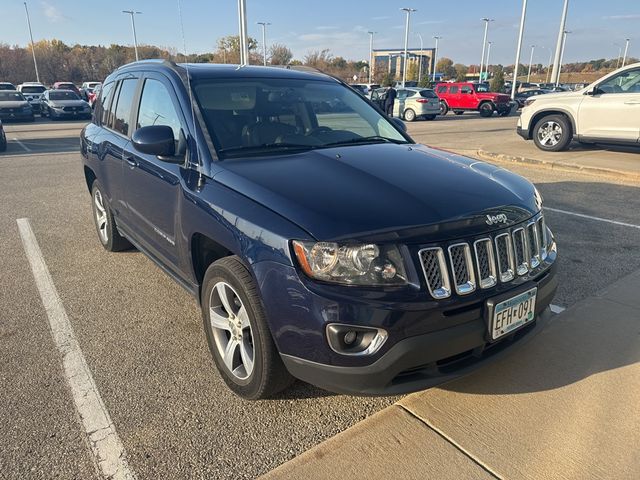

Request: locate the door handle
(124, 155), (137, 167)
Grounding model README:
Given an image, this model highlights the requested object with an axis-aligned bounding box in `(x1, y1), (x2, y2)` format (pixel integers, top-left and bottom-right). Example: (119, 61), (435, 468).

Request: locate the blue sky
(1, 1), (638, 65)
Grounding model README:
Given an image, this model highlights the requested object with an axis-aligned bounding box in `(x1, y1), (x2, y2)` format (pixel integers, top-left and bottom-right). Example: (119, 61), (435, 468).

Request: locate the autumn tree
(453, 63), (468, 82)
(269, 44), (293, 65)
(435, 57), (456, 79)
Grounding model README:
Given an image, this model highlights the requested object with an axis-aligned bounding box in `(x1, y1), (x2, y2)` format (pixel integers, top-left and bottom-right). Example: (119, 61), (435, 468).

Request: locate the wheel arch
(529, 109), (576, 140)
(191, 232), (234, 298)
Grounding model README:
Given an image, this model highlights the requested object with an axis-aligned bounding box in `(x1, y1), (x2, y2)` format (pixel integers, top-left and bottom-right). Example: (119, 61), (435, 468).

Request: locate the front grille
(419, 213), (550, 299)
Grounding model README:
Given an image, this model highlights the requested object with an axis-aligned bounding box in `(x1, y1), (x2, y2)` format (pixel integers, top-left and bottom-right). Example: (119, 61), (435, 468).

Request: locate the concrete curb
(477, 149), (640, 181)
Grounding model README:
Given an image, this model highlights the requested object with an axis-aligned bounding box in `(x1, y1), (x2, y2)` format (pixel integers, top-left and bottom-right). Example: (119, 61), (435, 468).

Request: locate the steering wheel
(307, 126), (332, 136)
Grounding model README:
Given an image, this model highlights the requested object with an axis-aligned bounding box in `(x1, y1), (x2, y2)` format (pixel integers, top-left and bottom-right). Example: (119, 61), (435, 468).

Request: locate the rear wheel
(439, 102), (449, 115)
(479, 102), (494, 117)
(403, 108), (416, 122)
(91, 181), (132, 252)
(202, 256), (293, 400)
(532, 114), (572, 152)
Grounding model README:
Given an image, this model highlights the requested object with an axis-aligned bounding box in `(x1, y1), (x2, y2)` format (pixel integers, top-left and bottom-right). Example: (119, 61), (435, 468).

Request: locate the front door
(578, 66), (640, 142)
(120, 74), (189, 269)
(395, 89), (408, 117)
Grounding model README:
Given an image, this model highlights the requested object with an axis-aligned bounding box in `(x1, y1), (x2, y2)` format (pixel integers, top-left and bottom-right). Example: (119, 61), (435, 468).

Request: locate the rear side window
(437, 86), (447, 94)
(461, 86), (472, 94)
(99, 82), (116, 127)
(112, 79), (138, 136)
(450, 86), (459, 94)
(420, 90), (438, 98)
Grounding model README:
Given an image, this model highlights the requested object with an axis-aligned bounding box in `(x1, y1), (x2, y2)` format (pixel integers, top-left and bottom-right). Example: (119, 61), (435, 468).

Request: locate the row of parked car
(0, 81), (101, 122)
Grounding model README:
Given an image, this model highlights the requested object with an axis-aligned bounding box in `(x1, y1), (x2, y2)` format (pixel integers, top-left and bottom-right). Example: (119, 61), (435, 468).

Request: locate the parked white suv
(517, 63), (640, 151)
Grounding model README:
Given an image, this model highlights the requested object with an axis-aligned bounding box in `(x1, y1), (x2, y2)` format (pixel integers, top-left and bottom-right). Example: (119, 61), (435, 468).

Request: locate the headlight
(292, 241), (408, 286)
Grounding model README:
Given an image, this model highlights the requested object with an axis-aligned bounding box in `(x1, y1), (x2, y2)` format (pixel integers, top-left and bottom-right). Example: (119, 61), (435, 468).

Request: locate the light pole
(541, 46), (553, 84)
(432, 35), (441, 82)
(622, 38), (630, 67)
(614, 43), (622, 69)
(368, 31), (376, 83)
(527, 44), (536, 83)
(511, 0), (528, 100)
(479, 18), (494, 82)
(400, 7), (416, 88)
(23, 2), (40, 83)
(551, 0), (569, 85)
(557, 30), (571, 86)
(416, 33), (423, 84)
(256, 22), (271, 66)
(485, 41), (493, 80)
(122, 10), (142, 62)
(237, 0), (249, 65)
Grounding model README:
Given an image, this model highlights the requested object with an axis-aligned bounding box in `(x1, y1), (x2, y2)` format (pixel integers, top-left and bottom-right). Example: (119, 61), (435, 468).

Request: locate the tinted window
(99, 82), (116, 126)
(437, 86), (447, 94)
(112, 79), (138, 136)
(21, 86), (46, 94)
(419, 90), (438, 98)
(137, 79), (184, 153)
(460, 86), (472, 94)
(50, 91), (80, 100)
(0, 92), (25, 101)
(450, 86), (459, 94)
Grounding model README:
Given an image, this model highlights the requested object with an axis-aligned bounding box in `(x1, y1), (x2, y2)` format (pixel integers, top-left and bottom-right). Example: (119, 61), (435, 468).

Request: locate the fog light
(326, 323), (388, 356)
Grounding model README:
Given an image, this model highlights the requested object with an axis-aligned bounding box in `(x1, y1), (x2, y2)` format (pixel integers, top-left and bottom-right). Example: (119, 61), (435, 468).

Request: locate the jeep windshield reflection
(193, 78), (408, 158)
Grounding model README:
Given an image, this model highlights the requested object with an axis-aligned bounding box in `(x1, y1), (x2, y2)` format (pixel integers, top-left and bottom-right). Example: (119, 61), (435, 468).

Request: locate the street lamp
(539, 46), (553, 84)
(527, 44), (536, 83)
(479, 17), (494, 81)
(485, 41), (493, 79)
(557, 30), (571, 86)
(614, 43), (622, 69)
(256, 22), (271, 66)
(237, 0), (249, 65)
(551, 0), (569, 85)
(622, 38), (630, 67)
(511, 0), (528, 100)
(122, 10), (142, 62)
(432, 35), (442, 82)
(368, 31), (377, 83)
(400, 7), (416, 88)
(416, 33), (423, 83)
(23, 2), (40, 83)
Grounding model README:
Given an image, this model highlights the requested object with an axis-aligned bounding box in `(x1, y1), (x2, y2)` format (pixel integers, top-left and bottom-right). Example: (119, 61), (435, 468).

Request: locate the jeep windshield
(193, 78), (408, 158)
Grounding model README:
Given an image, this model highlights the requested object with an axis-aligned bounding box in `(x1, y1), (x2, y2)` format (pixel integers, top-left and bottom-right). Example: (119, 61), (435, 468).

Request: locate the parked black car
(81, 60), (558, 399)
(0, 91), (34, 122)
(41, 90), (92, 120)
(514, 89), (550, 108)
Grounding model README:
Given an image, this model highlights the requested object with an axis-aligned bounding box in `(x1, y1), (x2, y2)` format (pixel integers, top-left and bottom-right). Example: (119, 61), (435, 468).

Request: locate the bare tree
(269, 44), (293, 65)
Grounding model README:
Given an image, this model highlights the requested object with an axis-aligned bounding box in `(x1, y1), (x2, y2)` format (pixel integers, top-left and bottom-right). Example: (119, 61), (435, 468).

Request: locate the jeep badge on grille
(486, 214), (508, 226)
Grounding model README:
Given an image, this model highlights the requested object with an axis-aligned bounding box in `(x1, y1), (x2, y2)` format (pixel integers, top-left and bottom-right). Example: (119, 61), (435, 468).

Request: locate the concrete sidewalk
(263, 269), (640, 480)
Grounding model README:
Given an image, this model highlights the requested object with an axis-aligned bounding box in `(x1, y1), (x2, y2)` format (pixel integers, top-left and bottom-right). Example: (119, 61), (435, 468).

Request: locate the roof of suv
(114, 60), (339, 83)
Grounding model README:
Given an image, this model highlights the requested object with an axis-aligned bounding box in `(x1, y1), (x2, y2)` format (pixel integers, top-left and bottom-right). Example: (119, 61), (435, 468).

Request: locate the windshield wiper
(322, 136), (408, 147)
(218, 143), (317, 157)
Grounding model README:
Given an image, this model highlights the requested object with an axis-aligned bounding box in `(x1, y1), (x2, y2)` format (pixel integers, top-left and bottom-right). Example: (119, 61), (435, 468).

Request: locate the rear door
(395, 89), (408, 117)
(578, 66), (640, 142)
(447, 85), (460, 108)
(120, 72), (189, 269)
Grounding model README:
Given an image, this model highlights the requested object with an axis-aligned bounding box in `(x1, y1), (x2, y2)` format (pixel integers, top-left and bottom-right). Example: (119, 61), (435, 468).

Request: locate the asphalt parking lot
(1, 114), (639, 479)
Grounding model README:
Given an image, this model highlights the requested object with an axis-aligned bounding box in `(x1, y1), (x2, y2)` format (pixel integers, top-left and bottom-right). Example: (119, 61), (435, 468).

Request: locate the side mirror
(132, 125), (176, 158)
(587, 86), (603, 96)
(391, 117), (406, 132)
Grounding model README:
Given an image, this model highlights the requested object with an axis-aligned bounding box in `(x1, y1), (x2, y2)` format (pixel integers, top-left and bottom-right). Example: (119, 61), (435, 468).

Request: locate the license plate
(490, 287), (537, 340)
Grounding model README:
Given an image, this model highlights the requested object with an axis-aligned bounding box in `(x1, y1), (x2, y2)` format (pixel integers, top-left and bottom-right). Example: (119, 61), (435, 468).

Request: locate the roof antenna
(176, 0), (204, 188)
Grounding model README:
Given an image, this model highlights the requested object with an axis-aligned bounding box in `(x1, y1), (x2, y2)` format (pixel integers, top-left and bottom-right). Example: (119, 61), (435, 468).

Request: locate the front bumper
(280, 263), (557, 396)
(51, 109), (91, 119)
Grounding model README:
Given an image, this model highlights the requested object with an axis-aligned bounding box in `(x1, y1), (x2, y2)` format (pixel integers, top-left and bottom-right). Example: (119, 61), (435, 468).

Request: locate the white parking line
(16, 218), (136, 480)
(12, 138), (32, 152)
(550, 304), (566, 314)
(545, 207), (640, 230)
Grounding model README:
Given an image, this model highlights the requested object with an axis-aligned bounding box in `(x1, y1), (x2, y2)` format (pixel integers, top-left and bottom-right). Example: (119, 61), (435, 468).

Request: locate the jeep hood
(214, 144), (540, 242)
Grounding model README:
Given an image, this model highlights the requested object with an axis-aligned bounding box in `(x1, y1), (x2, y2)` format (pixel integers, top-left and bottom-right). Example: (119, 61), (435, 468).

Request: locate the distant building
(371, 47), (436, 80)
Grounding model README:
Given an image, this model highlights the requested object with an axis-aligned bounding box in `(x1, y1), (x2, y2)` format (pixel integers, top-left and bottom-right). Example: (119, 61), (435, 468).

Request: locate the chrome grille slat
(473, 238), (497, 289)
(448, 243), (476, 295)
(512, 228), (529, 276)
(527, 221), (541, 269)
(494, 233), (515, 282)
(418, 247), (451, 299)
(536, 216), (548, 260)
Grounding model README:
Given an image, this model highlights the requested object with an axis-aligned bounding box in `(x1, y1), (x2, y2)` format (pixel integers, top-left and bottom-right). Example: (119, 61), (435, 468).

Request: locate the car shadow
(567, 141), (640, 154)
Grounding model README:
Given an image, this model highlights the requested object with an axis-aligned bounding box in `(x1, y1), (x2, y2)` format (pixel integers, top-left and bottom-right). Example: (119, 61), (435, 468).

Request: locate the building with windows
(371, 47), (436, 81)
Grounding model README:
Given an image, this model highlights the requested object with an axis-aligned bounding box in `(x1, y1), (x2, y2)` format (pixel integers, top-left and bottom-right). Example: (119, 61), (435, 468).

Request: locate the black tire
(479, 102), (494, 117)
(90, 181), (132, 252)
(532, 114), (572, 152)
(454, 110), (464, 116)
(202, 256), (293, 400)
(403, 108), (416, 122)
(439, 102), (449, 115)
(424, 114), (437, 121)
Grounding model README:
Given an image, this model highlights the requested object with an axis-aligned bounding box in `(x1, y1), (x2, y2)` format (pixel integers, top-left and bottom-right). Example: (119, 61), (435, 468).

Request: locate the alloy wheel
(209, 281), (255, 381)
(93, 189), (108, 244)
(537, 121), (563, 147)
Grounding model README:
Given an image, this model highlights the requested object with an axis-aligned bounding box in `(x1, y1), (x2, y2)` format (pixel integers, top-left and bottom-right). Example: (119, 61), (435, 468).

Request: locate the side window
(461, 86), (472, 94)
(396, 90), (409, 99)
(112, 78), (138, 136)
(450, 86), (459, 94)
(98, 82), (115, 126)
(137, 78), (184, 150)
(437, 86), (447, 94)
(597, 68), (640, 94)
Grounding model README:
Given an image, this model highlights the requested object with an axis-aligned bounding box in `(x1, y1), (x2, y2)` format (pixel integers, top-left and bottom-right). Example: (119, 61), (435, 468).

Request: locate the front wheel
(532, 114), (572, 152)
(202, 257), (293, 400)
(403, 108), (416, 122)
(479, 103), (494, 117)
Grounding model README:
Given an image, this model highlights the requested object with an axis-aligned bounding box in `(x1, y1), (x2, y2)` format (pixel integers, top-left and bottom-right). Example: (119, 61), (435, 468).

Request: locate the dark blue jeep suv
(81, 60), (558, 399)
